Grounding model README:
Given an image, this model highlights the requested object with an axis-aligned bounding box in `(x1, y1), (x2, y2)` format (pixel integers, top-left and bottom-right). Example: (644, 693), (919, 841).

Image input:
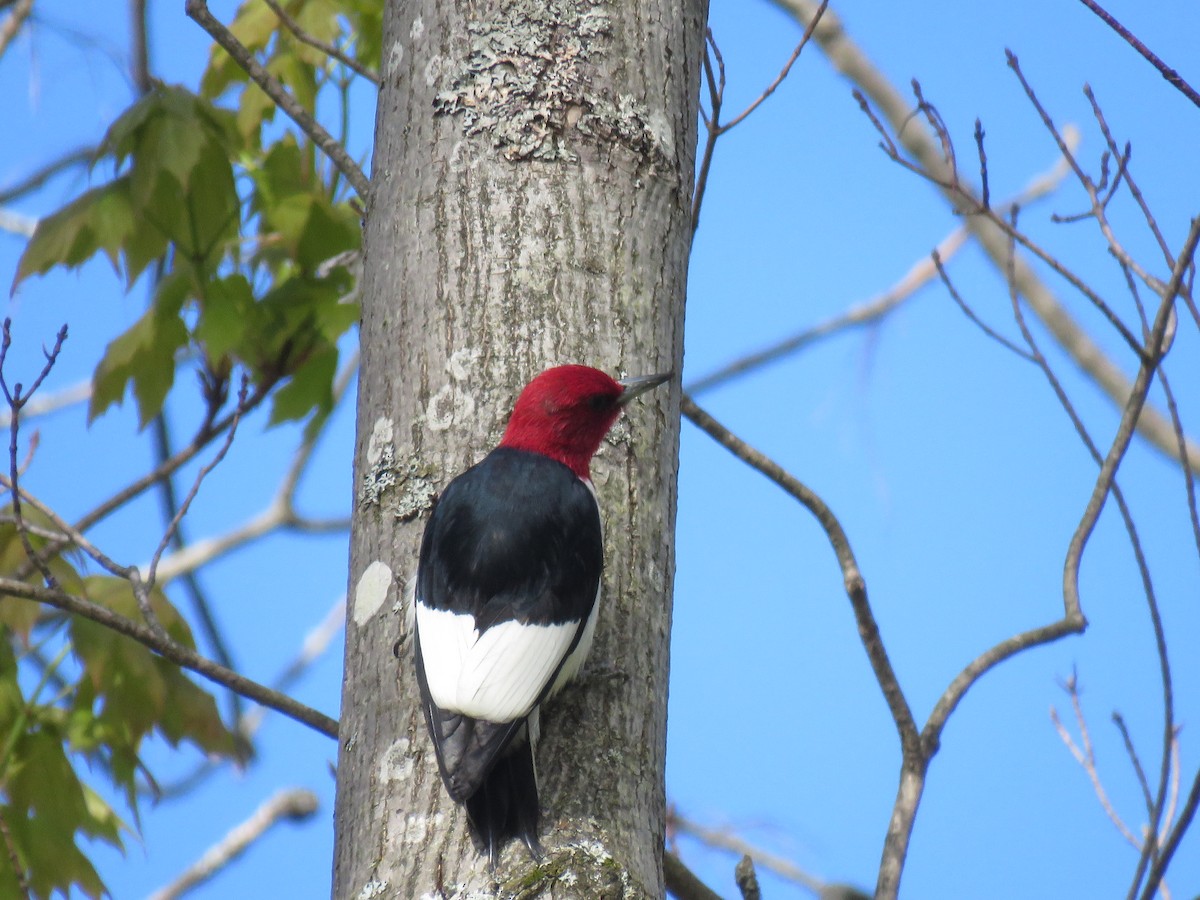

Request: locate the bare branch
(0, 209), (38, 237)
(72, 373), (278, 537)
(0, 576), (339, 737)
(148, 788), (319, 900)
(670, 810), (825, 895)
(688, 126), (1077, 395)
(0, 0), (33, 63)
(237, 596), (345, 738)
(130, 0), (151, 94)
(184, 0), (370, 199)
(150, 353), (356, 585)
(734, 855), (761, 900)
(1064, 217), (1200, 647)
(691, 30), (725, 236)
(663, 852), (724, 900)
(688, 224), (969, 394)
(769, 0), (1200, 474)
(1112, 712), (1155, 826)
(680, 396), (918, 753)
(0, 808), (29, 899)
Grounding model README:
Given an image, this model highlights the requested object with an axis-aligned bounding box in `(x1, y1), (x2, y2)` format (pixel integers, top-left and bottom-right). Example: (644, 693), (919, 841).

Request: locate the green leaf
(0, 518), (86, 643)
(173, 141), (241, 271)
(265, 195), (350, 270)
(196, 274), (255, 365)
(89, 304), (188, 426)
(0, 802), (108, 900)
(12, 181), (133, 289)
(71, 576), (235, 757)
(6, 729), (92, 845)
(201, 1), (279, 99)
(269, 344), (338, 425)
(345, 0), (384, 72)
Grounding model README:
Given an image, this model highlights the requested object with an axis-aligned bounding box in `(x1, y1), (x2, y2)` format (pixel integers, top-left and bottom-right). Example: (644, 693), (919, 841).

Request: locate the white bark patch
(425, 382), (475, 432)
(447, 347), (481, 381)
(424, 54), (443, 88)
(359, 420), (397, 506)
(355, 881), (388, 900)
(378, 737), (414, 783)
(646, 108), (675, 157)
(388, 41), (405, 77)
(353, 561), (393, 626)
(409, 16), (424, 40)
(366, 416), (394, 466)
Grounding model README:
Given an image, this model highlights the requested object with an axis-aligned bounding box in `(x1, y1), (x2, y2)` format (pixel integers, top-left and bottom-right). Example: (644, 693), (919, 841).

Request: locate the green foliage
(4, 3), (382, 894)
(15, 33), (366, 429)
(0, 564), (238, 898)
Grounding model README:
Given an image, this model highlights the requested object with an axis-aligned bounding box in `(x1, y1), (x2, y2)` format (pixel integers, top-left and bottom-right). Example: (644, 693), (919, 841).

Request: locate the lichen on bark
(432, 0), (668, 168)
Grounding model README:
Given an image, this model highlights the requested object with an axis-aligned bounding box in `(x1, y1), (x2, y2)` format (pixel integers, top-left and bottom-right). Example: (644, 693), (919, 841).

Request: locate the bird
(413, 364), (672, 867)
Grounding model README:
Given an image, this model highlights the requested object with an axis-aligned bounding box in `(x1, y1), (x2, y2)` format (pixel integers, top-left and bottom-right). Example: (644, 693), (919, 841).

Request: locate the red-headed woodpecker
(414, 364), (671, 866)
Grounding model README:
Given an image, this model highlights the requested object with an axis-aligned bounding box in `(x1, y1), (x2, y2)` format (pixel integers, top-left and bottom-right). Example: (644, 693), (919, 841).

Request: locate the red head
(499, 365), (672, 479)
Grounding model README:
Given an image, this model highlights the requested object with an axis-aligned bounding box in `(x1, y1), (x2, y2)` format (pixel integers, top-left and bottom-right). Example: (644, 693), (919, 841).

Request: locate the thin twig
(262, 0), (378, 84)
(1076, 0), (1200, 109)
(149, 353), (356, 585)
(144, 378), (249, 591)
(0, 807), (30, 899)
(693, 5), (826, 236)
(691, 30), (724, 236)
(0, 379), (89, 427)
(0, 322), (69, 591)
(71, 374), (278, 537)
(1050, 677), (1140, 848)
(1113, 712), (1155, 826)
(143, 595), (345, 798)
(718, 0), (827, 133)
(932, 251), (1037, 362)
(0, 147), (96, 206)
(148, 788), (319, 900)
(184, 0), (370, 199)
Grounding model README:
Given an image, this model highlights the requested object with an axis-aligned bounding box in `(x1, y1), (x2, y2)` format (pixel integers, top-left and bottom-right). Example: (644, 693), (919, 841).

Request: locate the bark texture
(333, 0), (705, 897)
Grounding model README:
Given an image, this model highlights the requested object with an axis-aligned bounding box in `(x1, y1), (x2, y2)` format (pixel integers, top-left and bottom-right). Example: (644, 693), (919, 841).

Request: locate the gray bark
(332, 0), (706, 897)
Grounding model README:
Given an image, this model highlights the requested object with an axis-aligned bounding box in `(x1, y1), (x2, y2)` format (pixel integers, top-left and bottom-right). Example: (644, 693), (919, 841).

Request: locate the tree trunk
(332, 0), (705, 896)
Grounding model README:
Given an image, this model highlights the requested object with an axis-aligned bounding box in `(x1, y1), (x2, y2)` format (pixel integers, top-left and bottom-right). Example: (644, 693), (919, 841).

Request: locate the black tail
(464, 740), (542, 868)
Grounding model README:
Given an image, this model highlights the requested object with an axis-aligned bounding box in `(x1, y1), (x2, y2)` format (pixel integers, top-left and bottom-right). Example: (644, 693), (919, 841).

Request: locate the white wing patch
(416, 603), (579, 722)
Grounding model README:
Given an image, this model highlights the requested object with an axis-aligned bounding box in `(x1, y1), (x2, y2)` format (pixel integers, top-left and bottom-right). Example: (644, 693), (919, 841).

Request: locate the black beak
(616, 371), (673, 406)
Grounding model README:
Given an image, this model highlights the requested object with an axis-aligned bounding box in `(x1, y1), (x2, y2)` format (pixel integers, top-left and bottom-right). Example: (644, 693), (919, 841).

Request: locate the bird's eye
(587, 393), (612, 411)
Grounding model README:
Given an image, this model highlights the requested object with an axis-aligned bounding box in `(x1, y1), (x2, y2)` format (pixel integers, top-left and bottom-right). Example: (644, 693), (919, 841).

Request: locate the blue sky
(2, 0), (1198, 897)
